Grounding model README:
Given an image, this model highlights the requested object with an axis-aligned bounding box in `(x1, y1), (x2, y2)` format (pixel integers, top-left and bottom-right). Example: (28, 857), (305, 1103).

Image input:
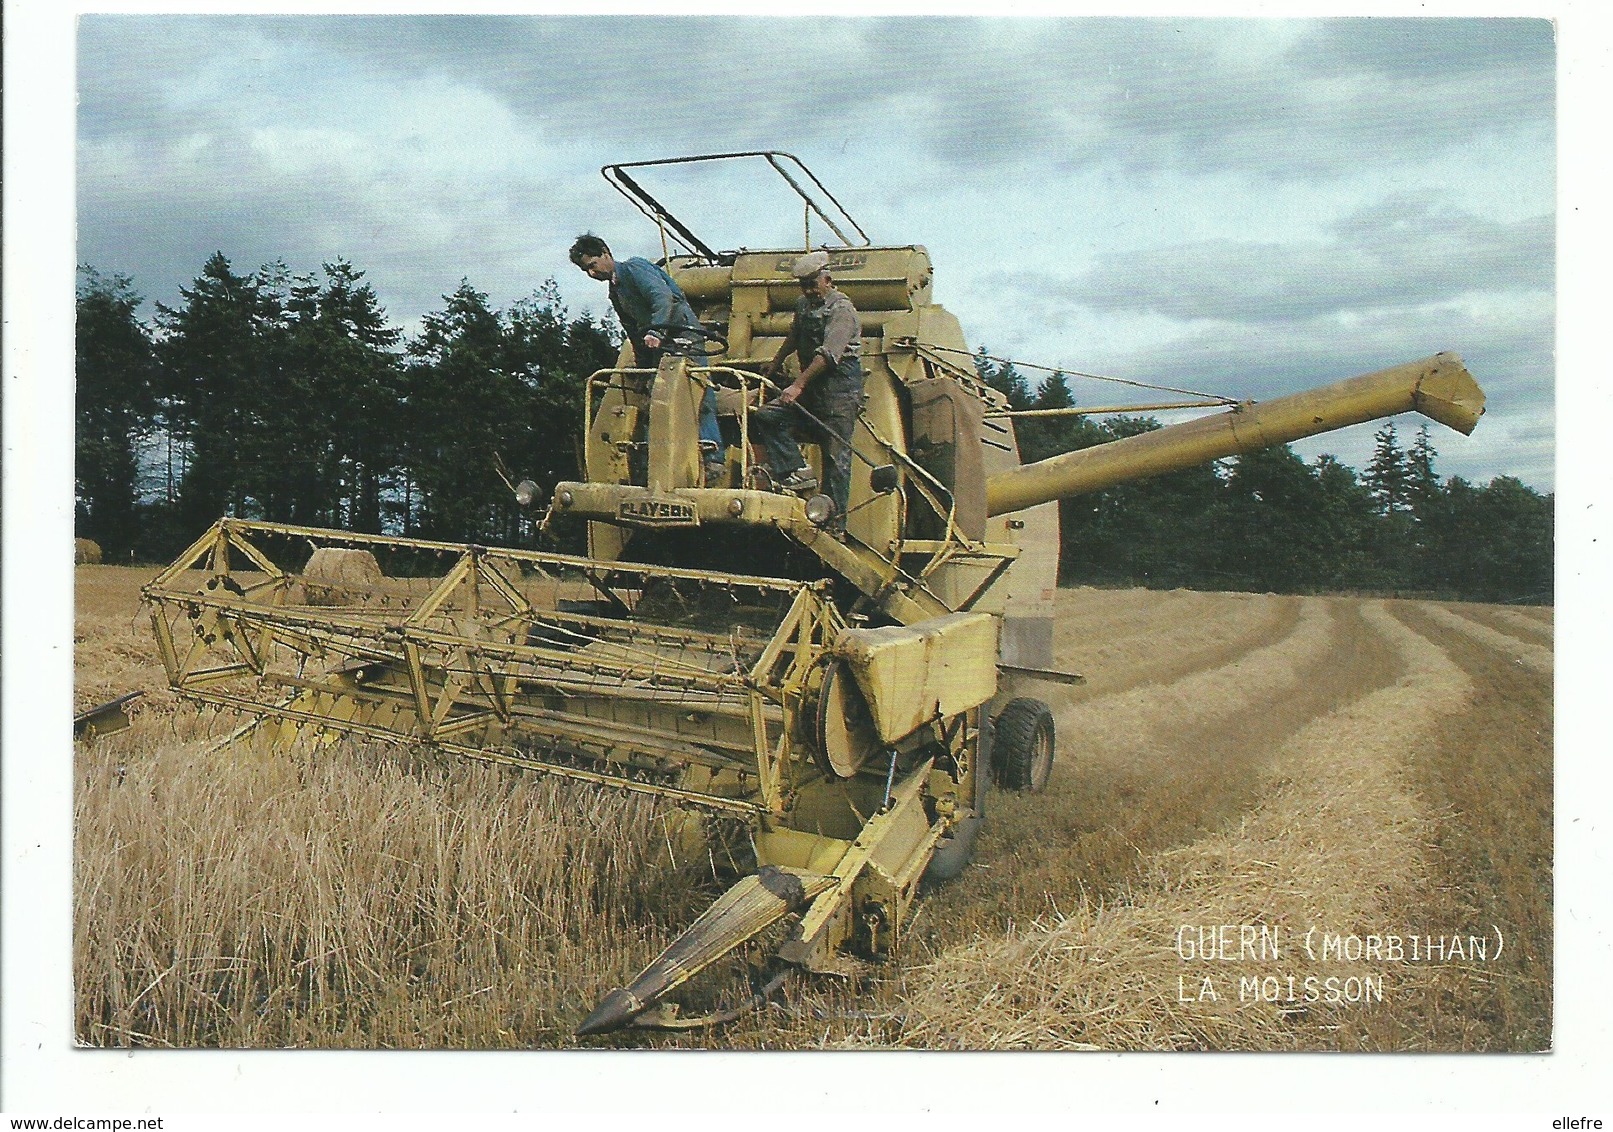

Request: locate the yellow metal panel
(834, 611), (999, 743)
(755, 826), (854, 874)
(647, 355), (705, 492)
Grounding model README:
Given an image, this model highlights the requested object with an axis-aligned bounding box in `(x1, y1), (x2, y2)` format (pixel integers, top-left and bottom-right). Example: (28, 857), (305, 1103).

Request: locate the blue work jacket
(609, 257), (699, 358)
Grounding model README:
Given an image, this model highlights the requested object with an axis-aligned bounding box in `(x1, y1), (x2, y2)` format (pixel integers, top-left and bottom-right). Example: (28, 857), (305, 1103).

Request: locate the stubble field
(73, 564), (1552, 1050)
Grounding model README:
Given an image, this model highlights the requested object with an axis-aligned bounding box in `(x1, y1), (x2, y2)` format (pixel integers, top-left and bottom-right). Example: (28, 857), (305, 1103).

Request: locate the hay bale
(305, 548), (384, 583)
(302, 548), (384, 605)
(75, 538), (103, 565)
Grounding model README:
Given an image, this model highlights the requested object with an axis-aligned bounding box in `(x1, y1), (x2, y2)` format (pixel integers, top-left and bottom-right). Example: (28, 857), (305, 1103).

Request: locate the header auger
(134, 152), (1485, 1037)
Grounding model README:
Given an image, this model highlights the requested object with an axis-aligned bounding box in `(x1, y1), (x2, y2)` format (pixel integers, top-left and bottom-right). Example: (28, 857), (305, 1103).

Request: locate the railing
(583, 363), (790, 492)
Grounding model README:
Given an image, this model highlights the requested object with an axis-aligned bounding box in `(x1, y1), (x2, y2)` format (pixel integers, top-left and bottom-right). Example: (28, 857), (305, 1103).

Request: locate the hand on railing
(647, 322), (729, 358)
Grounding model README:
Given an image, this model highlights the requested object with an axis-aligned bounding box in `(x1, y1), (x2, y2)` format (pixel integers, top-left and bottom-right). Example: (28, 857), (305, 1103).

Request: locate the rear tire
(990, 698), (1055, 792)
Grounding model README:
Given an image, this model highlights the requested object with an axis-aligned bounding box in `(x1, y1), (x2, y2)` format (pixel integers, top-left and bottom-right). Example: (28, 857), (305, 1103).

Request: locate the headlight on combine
(805, 494), (834, 526)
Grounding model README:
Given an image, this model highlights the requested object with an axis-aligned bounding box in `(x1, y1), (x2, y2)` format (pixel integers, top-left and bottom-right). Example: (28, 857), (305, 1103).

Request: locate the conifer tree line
(978, 352), (1553, 605)
(75, 255), (1552, 603)
(75, 255), (617, 561)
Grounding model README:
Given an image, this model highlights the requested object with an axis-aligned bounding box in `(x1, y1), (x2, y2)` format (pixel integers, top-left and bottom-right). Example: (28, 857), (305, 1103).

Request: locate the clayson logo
(774, 252), (868, 274)
(618, 498), (697, 524)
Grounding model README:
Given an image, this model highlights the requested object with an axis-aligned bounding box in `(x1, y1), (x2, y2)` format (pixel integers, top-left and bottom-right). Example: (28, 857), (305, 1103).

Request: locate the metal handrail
(602, 152), (871, 260)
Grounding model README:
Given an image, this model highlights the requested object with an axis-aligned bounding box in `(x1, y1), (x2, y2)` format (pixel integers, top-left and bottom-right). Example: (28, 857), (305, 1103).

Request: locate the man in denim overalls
(756, 251), (866, 534)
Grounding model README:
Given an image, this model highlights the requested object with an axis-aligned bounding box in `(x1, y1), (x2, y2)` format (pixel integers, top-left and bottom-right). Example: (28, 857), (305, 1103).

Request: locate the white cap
(791, 250), (830, 279)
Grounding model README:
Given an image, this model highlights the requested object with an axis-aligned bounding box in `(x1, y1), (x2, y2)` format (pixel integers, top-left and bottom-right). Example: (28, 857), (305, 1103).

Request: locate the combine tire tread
(991, 697), (1055, 792)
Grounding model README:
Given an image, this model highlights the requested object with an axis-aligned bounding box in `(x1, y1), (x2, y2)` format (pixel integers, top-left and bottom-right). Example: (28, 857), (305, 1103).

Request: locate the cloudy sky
(72, 13), (1555, 488)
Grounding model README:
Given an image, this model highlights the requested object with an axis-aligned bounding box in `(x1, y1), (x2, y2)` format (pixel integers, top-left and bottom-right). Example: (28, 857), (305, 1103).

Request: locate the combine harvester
(135, 153), (1485, 1035)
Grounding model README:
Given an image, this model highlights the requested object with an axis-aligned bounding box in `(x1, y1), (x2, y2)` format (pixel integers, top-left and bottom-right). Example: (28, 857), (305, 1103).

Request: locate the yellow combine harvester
(137, 152), (1485, 1035)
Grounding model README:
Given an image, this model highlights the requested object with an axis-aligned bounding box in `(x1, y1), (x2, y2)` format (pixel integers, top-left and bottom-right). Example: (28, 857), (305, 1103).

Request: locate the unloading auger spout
(984, 353), (1484, 517)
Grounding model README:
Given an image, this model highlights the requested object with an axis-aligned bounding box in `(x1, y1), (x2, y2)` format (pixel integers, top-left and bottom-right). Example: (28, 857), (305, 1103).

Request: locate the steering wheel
(648, 322), (729, 358)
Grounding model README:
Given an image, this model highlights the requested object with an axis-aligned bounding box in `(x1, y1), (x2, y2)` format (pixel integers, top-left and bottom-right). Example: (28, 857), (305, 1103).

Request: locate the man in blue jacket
(569, 234), (723, 485)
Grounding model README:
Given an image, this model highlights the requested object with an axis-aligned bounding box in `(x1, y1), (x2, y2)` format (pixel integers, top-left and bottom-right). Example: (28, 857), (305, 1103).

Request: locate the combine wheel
(926, 713), (991, 885)
(923, 813), (982, 884)
(990, 698), (1055, 792)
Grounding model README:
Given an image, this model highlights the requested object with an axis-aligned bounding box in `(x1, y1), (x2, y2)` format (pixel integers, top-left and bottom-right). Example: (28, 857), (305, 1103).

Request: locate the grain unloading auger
(137, 153), (1486, 1037)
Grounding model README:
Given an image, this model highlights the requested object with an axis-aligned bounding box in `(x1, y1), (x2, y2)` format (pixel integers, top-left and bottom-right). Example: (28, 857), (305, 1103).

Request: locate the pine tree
(1035, 371), (1074, 410)
(506, 280), (616, 507)
(1457, 477), (1554, 602)
(75, 267), (157, 558)
(988, 361), (1033, 411)
(1056, 415), (1222, 588)
(154, 252), (282, 528)
(1310, 454), (1378, 589)
(1406, 423), (1440, 513)
(1016, 371), (1086, 464)
(972, 346), (994, 385)
(1363, 422), (1410, 515)
(296, 260), (405, 531)
(401, 281), (528, 540)
(970, 343), (1033, 409)
(1213, 445), (1329, 591)
(248, 260), (320, 523)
